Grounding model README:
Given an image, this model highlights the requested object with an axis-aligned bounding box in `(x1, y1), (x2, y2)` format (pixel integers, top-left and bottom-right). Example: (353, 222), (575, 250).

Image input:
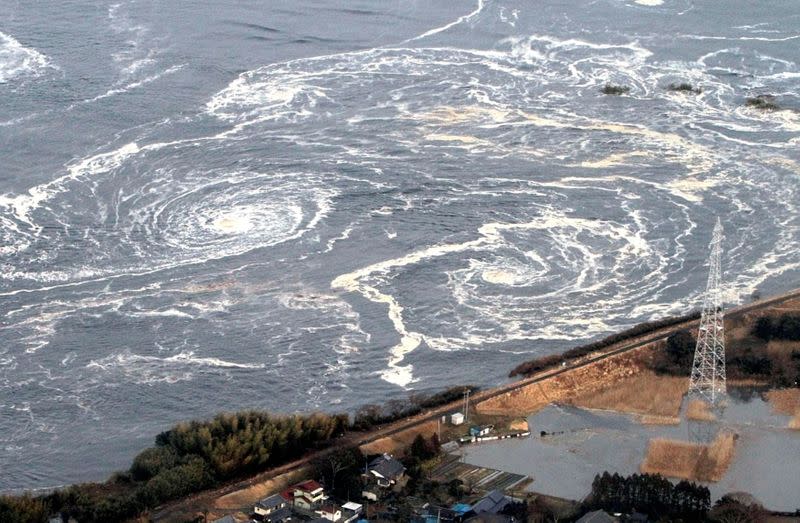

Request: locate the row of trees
(3, 411), (350, 523)
(753, 314), (800, 341)
(4, 382), (479, 523)
(588, 472), (711, 518)
(649, 313), (800, 387)
(510, 311), (701, 377)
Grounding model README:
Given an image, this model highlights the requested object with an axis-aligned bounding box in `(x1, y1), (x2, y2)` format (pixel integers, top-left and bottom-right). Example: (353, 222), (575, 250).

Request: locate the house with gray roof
(470, 490), (512, 515)
(254, 493), (292, 522)
(366, 453), (406, 487)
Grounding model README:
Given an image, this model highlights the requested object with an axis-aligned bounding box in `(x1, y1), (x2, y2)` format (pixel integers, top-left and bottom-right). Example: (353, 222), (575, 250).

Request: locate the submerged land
(3, 289), (800, 522)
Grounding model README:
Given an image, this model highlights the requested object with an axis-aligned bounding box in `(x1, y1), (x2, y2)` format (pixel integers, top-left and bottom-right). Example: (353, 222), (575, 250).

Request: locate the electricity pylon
(688, 218), (727, 407)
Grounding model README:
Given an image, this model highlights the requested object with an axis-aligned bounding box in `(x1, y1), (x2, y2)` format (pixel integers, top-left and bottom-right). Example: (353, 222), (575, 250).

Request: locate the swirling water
(1, 0), (798, 490)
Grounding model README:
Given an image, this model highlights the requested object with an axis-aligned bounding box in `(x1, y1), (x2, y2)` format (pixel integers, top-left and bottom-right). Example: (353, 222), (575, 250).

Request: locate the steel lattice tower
(688, 218), (727, 406)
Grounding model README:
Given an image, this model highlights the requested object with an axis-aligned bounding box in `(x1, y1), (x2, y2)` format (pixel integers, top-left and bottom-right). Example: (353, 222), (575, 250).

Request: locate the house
(575, 510), (619, 523)
(292, 480), (327, 510)
(341, 501), (363, 523)
(464, 515), (515, 523)
(314, 503), (342, 522)
(419, 504), (460, 523)
(365, 454), (406, 488)
(254, 494), (291, 522)
(470, 490), (511, 515)
(450, 412), (465, 425)
(362, 454), (406, 500)
(469, 425), (493, 438)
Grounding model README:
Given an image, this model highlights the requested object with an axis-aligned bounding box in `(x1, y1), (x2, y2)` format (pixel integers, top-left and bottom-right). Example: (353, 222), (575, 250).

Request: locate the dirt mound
(215, 466), (309, 509)
(360, 419), (438, 456)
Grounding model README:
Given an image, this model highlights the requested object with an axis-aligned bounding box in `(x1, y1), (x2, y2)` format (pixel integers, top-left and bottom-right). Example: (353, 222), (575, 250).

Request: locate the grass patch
(766, 388), (800, 429)
(571, 371), (687, 418)
(641, 432), (736, 482)
(686, 399), (716, 422)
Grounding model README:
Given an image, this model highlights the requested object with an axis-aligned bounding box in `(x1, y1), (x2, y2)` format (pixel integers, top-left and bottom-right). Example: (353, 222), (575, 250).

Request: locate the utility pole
(463, 389), (470, 422)
(688, 218), (727, 407)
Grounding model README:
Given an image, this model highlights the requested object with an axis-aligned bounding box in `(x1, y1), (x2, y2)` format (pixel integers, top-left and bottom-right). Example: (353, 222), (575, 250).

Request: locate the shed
(469, 425), (492, 437)
(451, 412), (465, 425)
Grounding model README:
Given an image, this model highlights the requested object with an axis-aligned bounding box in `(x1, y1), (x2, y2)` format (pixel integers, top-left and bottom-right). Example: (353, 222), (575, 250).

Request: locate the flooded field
(461, 388), (800, 511)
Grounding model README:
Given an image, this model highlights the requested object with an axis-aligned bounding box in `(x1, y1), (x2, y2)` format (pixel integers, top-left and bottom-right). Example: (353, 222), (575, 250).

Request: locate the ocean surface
(1, 0), (798, 490)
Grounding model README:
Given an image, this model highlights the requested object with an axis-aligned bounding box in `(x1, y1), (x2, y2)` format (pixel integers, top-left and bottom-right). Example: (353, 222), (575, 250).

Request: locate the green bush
(651, 329), (696, 375)
(0, 495), (49, 523)
(130, 445), (178, 481)
(752, 314), (800, 341)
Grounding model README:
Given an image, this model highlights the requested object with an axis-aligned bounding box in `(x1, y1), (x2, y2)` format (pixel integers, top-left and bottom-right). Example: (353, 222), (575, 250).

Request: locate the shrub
(651, 329), (696, 375)
(751, 313), (800, 340)
(130, 446), (178, 481)
(0, 495), (50, 523)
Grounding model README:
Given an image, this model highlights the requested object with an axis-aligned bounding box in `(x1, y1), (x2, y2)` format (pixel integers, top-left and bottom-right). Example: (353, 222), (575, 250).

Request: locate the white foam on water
(107, 2), (160, 80)
(403, 0), (486, 43)
(0, 31), (54, 83)
(0, 142), (142, 227)
(0, 142), (335, 284)
(86, 349), (265, 385)
(78, 64), (185, 105)
(332, 207), (659, 386)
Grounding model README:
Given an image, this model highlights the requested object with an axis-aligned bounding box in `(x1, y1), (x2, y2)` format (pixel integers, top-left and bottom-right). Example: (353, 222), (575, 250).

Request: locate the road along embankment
(155, 287), (800, 521)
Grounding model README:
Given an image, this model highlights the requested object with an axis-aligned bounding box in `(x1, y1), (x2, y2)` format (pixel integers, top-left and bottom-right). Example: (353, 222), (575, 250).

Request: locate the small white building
(315, 503), (342, 522)
(341, 501), (363, 523)
(293, 479), (327, 510)
(450, 412), (465, 425)
(253, 494), (290, 520)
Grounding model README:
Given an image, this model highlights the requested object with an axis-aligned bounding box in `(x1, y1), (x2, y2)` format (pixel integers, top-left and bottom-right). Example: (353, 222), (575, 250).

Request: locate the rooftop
(470, 490), (511, 515)
(368, 453), (406, 480)
(256, 494), (286, 509)
(294, 479), (324, 493)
